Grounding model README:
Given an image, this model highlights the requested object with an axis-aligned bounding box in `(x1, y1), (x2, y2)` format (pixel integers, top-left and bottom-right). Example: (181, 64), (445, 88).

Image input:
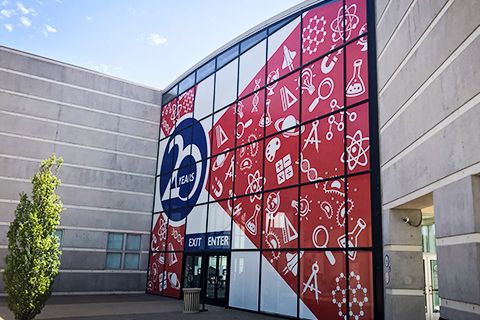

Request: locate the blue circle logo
(159, 117), (208, 221)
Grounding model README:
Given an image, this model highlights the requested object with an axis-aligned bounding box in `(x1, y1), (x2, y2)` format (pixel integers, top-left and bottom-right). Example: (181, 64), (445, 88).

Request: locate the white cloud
(85, 15), (92, 21)
(91, 63), (122, 75)
(1, 8), (13, 18)
(16, 2), (29, 14)
(19, 15), (30, 26)
(2, 0), (8, 6)
(45, 23), (55, 33)
(4, 23), (12, 31)
(149, 33), (167, 46)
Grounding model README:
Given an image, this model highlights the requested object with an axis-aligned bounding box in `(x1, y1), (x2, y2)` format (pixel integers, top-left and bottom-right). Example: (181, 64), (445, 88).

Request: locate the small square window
(107, 233), (124, 250)
(106, 253), (122, 269)
(124, 253), (140, 270)
(126, 234), (141, 251)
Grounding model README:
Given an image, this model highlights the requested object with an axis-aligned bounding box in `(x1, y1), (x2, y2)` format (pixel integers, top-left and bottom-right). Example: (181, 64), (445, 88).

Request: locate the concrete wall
(376, 0), (480, 318)
(0, 47), (161, 294)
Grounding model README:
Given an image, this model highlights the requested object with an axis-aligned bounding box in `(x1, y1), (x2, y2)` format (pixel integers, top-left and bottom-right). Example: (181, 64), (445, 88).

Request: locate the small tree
(3, 155), (64, 320)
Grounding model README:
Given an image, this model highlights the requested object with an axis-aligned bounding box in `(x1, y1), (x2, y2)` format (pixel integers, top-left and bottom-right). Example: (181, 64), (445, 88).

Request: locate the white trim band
(437, 233), (480, 246)
(442, 298), (480, 315)
(385, 289), (424, 296)
(384, 245), (422, 252)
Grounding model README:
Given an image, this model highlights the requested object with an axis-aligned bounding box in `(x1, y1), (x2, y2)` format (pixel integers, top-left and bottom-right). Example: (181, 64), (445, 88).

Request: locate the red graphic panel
(300, 117), (344, 182)
(344, 103), (370, 174)
(264, 133), (299, 191)
(234, 140), (264, 196)
(347, 0), (368, 40)
(163, 251), (183, 298)
(160, 98), (177, 140)
(176, 87), (195, 121)
(300, 181), (345, 250)
(347, 173), (372, 248)
(211, 104), (236, 156)
(301, 50), (344, 122)
(302, 0), (344, 64)
(263, 250), (299, 294)
(166, 219), (185, 252)
(346, 37), (368, 106)
(236, 90), (265, 147)
(267, 21), (301, 82)
(146, 252), (165, 294)
(151, 213), (168, 252)
(299, 251), (346, 319)
(348, 252), (374, 320)
(265, 72), (300, 137)
(263, 187), (298, 250)
(232, 194), (262, 248)
(208, 150), (234, 201)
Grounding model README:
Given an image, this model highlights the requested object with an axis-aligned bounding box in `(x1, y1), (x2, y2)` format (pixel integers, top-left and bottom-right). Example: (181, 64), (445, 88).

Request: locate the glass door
(424, 253), (440, 320)
(183, 255), (203, 289)
(204, 254), (229, 306)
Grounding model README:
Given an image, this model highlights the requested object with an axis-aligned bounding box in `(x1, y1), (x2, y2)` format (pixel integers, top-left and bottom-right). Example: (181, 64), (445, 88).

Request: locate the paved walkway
(0, 294), (280, 320)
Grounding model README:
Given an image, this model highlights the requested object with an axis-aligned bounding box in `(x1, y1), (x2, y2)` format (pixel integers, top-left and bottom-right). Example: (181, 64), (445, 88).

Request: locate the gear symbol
(265, 231), (281, 263)
(336, 198), (354, 227)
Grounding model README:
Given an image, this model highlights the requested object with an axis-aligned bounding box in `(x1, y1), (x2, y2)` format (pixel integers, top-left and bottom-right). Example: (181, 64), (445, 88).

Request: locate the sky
(0, 0), (306, 89)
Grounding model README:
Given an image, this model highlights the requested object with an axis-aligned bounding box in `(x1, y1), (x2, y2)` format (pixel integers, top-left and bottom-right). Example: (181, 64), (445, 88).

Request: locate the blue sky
(1, 0), (305, 89)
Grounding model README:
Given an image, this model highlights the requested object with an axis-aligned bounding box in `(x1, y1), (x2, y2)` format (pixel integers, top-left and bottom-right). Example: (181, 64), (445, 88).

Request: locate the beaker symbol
(346, 59), (365, 97)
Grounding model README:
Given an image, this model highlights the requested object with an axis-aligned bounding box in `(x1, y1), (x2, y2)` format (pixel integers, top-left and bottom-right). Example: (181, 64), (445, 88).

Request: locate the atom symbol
(245, 170), (265, 202)
(341, 130), (369, 171)
(330, 4), (359, 43)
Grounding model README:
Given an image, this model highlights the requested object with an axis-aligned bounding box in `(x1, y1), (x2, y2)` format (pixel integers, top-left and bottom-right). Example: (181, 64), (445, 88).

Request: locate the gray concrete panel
(52, 272), (147, 292)
(383, 250), (424, 290)
(381, 103), (480, 205)
(378, 0), (480, 127)
(437, 242), (480, 305)
(377, 0), (448, 89)
(441, 305), (480, 320)
(434, 176), (480, 237)
(384, 293), (425, 320)
(60, 251), (107, 270)
(62, 230), (108, 250)
(380, 34), (480, 165)
(383, 209), (422, 245)
(376, 0), (414, 55)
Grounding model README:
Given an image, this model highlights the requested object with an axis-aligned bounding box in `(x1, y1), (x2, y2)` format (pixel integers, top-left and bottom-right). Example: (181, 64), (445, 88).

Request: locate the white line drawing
(303, 15), (327, 54)
(336, 198), (354, 228)
(168, 272), (181, 290)
(301, 66), (316, 95)
(341, 130), (370, 170)
(282, 45), (297, 71)
(323, 178), (344, 196)
(240, 158), (253, 171)
(281, 213), (298, 243)
(346, 59), (366, 97)
(151, 217), (167, 251)
(245, 170), (264, 201)
(233, 201), (242, 217)
(252, 79), (261, 112)
(312, 225), (336, 265)
(248, 138), (259, 156)
(225, 157), (235, 181)
(299, 153), (321, 187)
(266, 137), (281, 162)
(282, 251), (304, 276)
(303, 120), (320, 152)
(332, 272), (368, 320)
(265, 191), (280, 214)
(267, 69), (280, 95)
(265, 232), (281, 263)
(168, 247), (178, 266)
(265, 211), (298, 244)
(236, 118), (253, 139)
(275, 154), (294, 185)
(337, 218), (367, 261)
(215, 125), (229, 148)
(237, 101), (245, 118)
(280, 86), (298, 111)
(171, 228), (184, 246)
(326, 99), (357, 141)
(302, 261), (321, 303)
(291, 196), (312, 221)
(357, 23), (368, 52)
(212, 152), (228, 171)
(159, 271), (168, 291)
(260, 99), (273, 127)
(320, 201), (334, 219)
(245, 203), (261, 236)
(212, 176), (223, 197)
(274, 115), (303, 138)
(321, 52), (338, 74)
(308, 77), (334, 113)
(331, 4), (359, 43)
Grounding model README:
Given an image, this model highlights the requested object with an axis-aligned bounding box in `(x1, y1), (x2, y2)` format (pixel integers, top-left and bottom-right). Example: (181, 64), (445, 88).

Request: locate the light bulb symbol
(301, 67), (316, 95)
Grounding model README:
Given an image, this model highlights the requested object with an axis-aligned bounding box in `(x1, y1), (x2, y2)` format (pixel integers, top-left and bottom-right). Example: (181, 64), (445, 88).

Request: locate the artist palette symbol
(266, 137), (281, 162)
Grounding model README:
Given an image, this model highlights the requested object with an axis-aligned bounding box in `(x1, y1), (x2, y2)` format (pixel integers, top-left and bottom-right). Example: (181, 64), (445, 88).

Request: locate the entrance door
(204, 254), (229, 306)
(424, 253), (440, 320)
(183, 255), (203, 289)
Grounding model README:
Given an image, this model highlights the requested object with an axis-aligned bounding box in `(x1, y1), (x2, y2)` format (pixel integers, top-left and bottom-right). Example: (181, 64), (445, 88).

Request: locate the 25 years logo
(159, 117), (208, 221)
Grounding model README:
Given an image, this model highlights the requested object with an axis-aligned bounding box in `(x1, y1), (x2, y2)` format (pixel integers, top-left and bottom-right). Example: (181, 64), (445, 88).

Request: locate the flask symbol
(346, 59), (365, 97)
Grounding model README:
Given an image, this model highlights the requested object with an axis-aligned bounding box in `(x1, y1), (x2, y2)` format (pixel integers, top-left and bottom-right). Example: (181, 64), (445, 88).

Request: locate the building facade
(0, 0), (479, 319)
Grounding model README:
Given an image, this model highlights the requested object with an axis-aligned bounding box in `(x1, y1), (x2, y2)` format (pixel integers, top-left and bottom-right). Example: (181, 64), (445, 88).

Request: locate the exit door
(204, 254), (228, 306)
(424, 253), (440, 320)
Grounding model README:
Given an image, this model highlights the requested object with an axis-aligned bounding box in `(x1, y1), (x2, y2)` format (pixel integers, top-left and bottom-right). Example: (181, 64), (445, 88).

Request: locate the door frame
(202, 251), (230, 307)
(423, 252), (439, 320)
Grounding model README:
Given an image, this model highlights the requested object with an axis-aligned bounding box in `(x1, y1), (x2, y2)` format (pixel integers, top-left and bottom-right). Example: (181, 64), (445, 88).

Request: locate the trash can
(183, 288), (201, 313)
